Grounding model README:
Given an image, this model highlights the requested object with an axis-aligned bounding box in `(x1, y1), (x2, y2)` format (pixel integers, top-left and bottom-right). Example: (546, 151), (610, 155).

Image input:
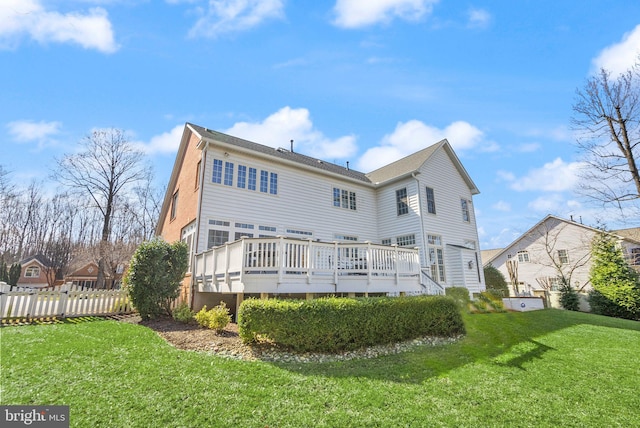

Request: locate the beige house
(482, 215), (640, 296)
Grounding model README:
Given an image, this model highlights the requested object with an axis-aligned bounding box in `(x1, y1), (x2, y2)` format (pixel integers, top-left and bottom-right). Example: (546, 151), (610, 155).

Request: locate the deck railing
(193, 237), (421, 293)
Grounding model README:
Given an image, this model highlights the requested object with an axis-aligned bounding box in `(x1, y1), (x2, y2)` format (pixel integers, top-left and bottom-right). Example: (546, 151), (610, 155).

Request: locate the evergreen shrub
(194, 302), (231, 332)
(238, 295), (465, 353)
(445, 287), (471, 309)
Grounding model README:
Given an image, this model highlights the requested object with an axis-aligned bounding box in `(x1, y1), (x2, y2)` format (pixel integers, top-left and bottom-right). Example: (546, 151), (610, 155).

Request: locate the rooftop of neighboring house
(19, 254), (51, 267)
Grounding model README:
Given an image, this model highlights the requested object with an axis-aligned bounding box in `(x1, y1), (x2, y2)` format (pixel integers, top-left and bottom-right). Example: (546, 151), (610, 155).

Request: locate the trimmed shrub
(124, 238), (188, 320)
(238, 295), (465, 353)
(195, 302), (231, 332)
(445, 287), (471, 310)
(172, 302), (195, 323)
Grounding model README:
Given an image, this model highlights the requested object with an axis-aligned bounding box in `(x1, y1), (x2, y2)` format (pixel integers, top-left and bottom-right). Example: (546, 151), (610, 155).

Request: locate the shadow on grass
(270, 309), (640, 384)
(1, 316), (107, 327)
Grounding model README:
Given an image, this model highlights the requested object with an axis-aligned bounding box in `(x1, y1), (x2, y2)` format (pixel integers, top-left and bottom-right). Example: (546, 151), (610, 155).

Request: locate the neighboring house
(156, 123), (486, 312)
(65, 260), (127, 289)
(16, 255), (56, 288)
(483, 215), (640, 296)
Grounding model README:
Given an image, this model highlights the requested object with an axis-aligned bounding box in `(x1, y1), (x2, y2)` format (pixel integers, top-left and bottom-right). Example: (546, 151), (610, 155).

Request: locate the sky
(1, 0), (640, 251)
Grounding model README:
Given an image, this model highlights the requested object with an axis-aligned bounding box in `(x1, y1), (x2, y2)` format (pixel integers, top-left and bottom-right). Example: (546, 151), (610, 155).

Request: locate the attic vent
(317, 160), (324, 164)
(276, 147), (289, 153)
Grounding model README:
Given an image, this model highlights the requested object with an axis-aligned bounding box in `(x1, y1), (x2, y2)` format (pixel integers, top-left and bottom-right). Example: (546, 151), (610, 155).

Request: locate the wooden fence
(0, 282), (135, 320)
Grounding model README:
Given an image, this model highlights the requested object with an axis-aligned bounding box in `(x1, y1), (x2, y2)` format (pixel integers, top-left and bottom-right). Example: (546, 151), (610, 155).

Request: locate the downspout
(412, 172), (427, 269)
(191, 141), (208, 309)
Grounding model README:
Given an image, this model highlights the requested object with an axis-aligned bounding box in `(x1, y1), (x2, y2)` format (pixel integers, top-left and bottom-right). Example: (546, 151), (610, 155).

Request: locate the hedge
(237, 295), (465, 353)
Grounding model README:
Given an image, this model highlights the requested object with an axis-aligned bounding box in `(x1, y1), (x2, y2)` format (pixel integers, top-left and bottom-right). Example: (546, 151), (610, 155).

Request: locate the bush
(445, 287), (471, 310)
(477, 291), (506, 312)
(172, 302), (195, 323)
(194, 302), (231, 332)
(483, 265), (509, 297)
(124, 238), (188, 320)
(559, 284), (580, 311)
(238, 295), (465, 353)
(589, 231), (640, 320)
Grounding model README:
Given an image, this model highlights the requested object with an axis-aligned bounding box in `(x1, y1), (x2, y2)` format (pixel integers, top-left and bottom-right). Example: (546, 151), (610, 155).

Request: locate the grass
(1, 310), (639, 427)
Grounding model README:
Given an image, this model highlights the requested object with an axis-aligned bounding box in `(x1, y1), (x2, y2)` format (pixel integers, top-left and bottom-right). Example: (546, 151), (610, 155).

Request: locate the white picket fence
(0, 282), (135, 320)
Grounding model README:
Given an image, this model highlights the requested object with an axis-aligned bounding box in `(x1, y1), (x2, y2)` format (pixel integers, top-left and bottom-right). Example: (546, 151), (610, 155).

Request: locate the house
(65, 259), (127, 289)
(16, 254), (56, 288)
(156, 123), (486, 313)
(482, 215), (640, 298)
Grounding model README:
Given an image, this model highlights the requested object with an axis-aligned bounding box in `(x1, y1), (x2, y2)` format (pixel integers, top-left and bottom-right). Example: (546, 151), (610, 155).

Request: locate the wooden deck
(193, 237), (423, 295)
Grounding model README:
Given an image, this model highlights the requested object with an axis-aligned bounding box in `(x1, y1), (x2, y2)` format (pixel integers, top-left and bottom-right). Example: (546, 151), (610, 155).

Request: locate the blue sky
(2, 0), (640, 250)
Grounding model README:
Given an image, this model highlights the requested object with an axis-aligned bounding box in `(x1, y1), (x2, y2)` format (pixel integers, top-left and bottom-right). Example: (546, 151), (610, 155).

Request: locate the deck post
(224, 244), (231, 285)
(306, 293), (315, 300)
(235, 293), (244, 322)
(366, 241), (372, 286)
(394, 245), (400, 286)
(333, 242), (339, 285)
(278, 236), (285, 285)
(260, 292), (269, 299)
(306, 238), (313, 284)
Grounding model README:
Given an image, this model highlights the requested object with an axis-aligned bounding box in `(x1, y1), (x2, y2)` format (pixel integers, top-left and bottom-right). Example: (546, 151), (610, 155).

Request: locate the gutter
(412, 172), (427, 268)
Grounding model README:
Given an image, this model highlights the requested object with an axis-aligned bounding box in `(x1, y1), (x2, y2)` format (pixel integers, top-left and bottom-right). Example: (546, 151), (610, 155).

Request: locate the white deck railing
(193, 237), (422, 294)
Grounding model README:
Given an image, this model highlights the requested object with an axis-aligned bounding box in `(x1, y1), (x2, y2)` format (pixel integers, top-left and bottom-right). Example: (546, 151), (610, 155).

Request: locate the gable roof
(612, 227), (640, 244)
(189, 123), (371, 183)
(483, 214), (640, 266)
(19, 254), (51, 268)
(365, 140), (480, 193)
(156, 123), (480, 234)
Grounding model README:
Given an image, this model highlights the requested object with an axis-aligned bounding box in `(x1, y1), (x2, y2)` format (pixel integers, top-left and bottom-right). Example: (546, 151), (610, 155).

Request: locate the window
(335, 234), (358, 241)
(170, 190), (178, 220)
(207, 230), (229, 248)
(248, 168), (257, 190)
(548, 276), (561, 292)
(195, 160), (201, 189)
(517, 251), (530, 263)
(224, 162), (234, 186)
(557, 249), (569, 264)
(464, 240), (476, 250)
(24, 266), (40, 278)
(181, 222), (196, 271)
(260, 170), (269, 193)
(426, 187), (436, 214)
(286, 228), (313, 236)
(269, 173), (278, 195)
(396, 188), (408, 216)
(237, 165), (246, 188)
(333, 187), (357, 210)
(209, 219), (230, 226)
(427, 234), (445, 282)
(212, 159), (223, 183)
(461, 199), (470, 222)
(632, 248), (640, 266)
(333, 188), (341, 207)
(235, 232), (254, 240)
(259, 225), (276, 232)
(235, 223), (254, 229)
(397, 234), (416, 247)
(381, 238), (392, 246)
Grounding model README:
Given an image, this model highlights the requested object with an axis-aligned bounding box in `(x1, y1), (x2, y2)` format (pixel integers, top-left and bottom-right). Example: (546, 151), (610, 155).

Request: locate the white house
(482, 215), (640, 297)
(156, 123), (485, 312)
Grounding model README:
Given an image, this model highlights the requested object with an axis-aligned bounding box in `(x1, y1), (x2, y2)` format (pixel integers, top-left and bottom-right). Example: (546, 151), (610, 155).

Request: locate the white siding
(415, 149), (484, 289)
(196, 147), (378, 253)
(490, 218), (595, 294)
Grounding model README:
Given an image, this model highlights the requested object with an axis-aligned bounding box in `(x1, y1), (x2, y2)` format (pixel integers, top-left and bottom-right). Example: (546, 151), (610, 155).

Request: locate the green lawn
(1, 310), (639, 427)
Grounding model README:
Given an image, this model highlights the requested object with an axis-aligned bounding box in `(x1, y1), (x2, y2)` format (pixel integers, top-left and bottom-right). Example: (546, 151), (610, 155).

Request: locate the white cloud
(527, 194), (565, 212)
(224, 107), (358, 160)
(0, 0), (118, 53)
(7, 120), (62, 143)
(492, 201), (511, 212)
(591, 24), (640, 75)
(188, 0), (284, 38)
(467, 8), (490, 29)
(357, 119), (484, 171)
(518, 143), (540, 153)
(332, 0), (438, 29)
(508, 158), (584, 192)
(135, 125), (184, 155)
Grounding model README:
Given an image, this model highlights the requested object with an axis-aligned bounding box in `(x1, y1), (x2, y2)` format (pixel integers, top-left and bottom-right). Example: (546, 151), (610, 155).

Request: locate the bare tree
(572, 62), (640, 213)
(53, 129), (149, 288)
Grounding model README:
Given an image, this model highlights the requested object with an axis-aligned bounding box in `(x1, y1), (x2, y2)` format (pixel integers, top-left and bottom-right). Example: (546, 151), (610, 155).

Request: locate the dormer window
(25, 266), (40, 277)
